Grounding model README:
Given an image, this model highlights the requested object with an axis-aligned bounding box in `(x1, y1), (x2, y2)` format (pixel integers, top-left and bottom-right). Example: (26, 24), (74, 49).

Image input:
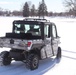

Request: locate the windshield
(13, 23), (41, 36)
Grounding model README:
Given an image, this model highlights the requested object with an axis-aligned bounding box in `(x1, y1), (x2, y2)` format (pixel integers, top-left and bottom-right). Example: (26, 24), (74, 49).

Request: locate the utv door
(51, 24), (59, 55)
(44, 25), (53, 58)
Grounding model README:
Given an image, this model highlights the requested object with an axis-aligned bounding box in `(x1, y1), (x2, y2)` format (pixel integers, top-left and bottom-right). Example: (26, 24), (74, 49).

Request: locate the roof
(24, 18), (50, 22)
(13, 18), (54, 25)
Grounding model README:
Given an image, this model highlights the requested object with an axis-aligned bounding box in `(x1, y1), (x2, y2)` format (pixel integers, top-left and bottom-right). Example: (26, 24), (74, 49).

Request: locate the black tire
(26, 54), (39, 70)
(56, 47), (61, 59)
(0, 51), (11, 66)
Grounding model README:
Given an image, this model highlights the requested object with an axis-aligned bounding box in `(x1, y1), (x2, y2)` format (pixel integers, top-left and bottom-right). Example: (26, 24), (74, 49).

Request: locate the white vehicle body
(0, 18), (61, 70)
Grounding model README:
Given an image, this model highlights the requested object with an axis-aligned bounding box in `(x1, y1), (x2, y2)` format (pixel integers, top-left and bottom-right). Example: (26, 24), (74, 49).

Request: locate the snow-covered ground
(0, 16), (76, 75)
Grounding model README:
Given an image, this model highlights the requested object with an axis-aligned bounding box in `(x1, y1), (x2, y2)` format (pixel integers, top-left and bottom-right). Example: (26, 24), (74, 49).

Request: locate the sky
(0, 0), (65, 12)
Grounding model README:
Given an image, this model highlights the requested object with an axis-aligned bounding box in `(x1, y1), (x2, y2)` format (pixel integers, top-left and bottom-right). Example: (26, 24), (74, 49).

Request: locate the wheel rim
(32, 57), (38, 68)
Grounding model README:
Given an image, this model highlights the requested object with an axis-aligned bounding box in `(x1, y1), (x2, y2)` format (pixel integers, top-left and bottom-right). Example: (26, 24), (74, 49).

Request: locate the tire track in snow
(0, 58), (57, 75)
(0, 62), (26, 75)
(62, 55), (76, 60)
(62, 50), (76, 60)
(62, 50), (76, 54)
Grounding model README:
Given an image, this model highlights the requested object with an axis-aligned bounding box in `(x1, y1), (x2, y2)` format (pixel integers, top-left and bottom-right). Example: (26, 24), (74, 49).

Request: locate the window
(52, 25), (57, 38)
(44, 25), (49, 37)
(13, 23), (41, 36)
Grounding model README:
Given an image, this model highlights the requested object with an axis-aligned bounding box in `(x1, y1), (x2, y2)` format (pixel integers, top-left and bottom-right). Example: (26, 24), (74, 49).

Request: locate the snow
(44, 57), (76, 75)
(0, 16), (76, 75)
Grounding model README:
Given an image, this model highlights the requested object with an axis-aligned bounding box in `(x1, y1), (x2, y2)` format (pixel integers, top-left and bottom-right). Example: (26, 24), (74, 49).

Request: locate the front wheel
(56, 47), (61, 59)
(26, 54), (39, 70)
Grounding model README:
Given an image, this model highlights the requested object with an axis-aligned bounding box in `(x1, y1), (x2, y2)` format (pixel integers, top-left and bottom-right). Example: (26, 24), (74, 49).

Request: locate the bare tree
(0, 8), (3, 16)
(12, 10), (22, 16)
(64, 0), (76, 16)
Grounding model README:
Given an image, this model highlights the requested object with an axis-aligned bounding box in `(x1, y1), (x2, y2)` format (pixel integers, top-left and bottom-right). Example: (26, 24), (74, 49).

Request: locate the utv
(0, 18), (61, 70)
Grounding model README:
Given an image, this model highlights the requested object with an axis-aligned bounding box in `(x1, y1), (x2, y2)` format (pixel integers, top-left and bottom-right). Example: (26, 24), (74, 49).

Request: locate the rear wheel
(56, 47), (61, 59)
(0, 51), (11, 66)
(26, 54), (39, 70)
